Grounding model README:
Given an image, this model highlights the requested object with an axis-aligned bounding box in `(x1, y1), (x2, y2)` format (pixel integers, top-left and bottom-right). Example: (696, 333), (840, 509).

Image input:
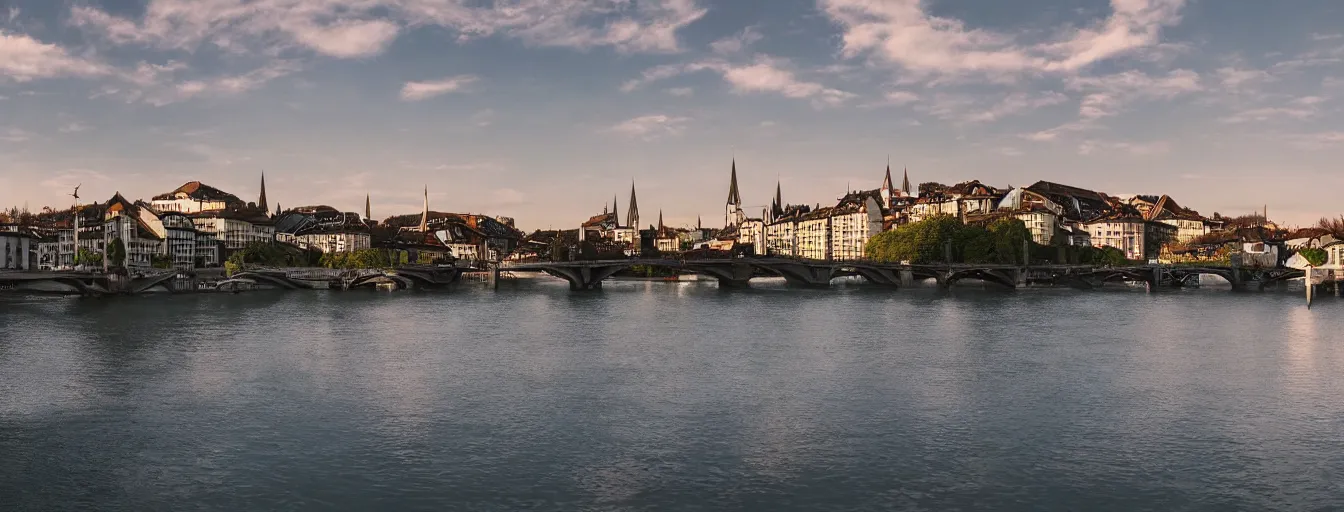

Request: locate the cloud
(1220, 107), (1315, 124)
(0, 30), (110, 82)
(710, 26), (762, 55)
(606, 114), (691, 140)
(97, 60), (302, 106)
(964, 92), (1068, 123)
(1286, 132), (1344, 150)
(1021, 120), (1095, 142)
(400, 75), (478, 101)
(0, 127), (32, 142)
(58, 122), (90, 133)
(71, 0), (706, 58)
(1216, 67), (1275, 90)
(1065, 69), (1200, 118)
(470, 109), (495, 127)
(664, 87), (694, 97)
(819, 0), (1187, 81)
(1078, 140), (1170, 156)
(624, 57), (853, 107)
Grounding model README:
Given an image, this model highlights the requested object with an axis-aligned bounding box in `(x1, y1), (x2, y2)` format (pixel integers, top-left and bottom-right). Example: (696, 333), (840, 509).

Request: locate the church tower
(726, 159), (743, 228)
(627, 181), (640, 230)
(258, 172), (269, 215)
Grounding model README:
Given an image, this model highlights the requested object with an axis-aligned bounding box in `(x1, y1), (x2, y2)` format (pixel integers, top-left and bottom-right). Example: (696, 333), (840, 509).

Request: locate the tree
(987, 218), (1032, 264)
(151, 254), (174, 269)
(918, 182), (948, 197)
(865, 215), (962, 263)
(107, 238), (127, 269)
(1298, 248), (1328, 267)
(1317, 215), (1344, 238)
(76, 248), (103, 267)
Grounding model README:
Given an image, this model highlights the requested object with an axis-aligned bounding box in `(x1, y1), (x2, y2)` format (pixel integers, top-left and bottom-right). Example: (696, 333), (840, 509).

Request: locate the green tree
(987, 218), (1032, 264)
(151, 254), (174, 269)
(865, 215), (963, 263)
(75, 248), (103, 267)
(1298, 247), (1328, 267)
(953, 225), (995, 263)
(107, 238), (127, 269)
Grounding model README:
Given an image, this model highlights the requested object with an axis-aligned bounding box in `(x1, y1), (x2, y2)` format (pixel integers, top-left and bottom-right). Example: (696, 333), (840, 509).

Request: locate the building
(1024, 181), (1115, 222)
(725, 159), (745, 228)
(829, 191), (884, 260)
(274, 206), (372, 254)
(796, 208), (833, 260)
(158, 211), (201, 271)
(191, 208), (275, 251)
(738, 218), (765, 256)
(1083, 208), (1177, 261)
(150, 181), (246, 214)
(653, 212), (679, 253)
(103, 193), (166, 271)
(764, 204), (810, 257)
(1128, 195), (1213, 243)
(0, 226), (37, 270)
(908, 180), (1004, 223)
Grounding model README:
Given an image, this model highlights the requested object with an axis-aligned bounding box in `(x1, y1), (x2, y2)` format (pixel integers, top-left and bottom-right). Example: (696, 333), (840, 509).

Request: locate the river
(2, 279), (1342, 511)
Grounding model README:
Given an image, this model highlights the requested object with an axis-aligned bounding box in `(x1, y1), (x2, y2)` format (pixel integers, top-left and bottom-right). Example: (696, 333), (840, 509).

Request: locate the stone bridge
(502, 258), (1301, 292)
(0, 270), (181, 295)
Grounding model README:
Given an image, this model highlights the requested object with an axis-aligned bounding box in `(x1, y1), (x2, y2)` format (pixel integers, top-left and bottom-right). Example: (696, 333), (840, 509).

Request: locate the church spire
(657, 210), (664, 234)
(626, 181), (639, 230)
(258, 171), (269, 215)
(612, 194), (620, 227)
(365, 194), (371, 221)
(727, 159), (742, 206)
(902, 167), (912, 195)
(882, 161), (894, 193)
(419, 185), (429, 232)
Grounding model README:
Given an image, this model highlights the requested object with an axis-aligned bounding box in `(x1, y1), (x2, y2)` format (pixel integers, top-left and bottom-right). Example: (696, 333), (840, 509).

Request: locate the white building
(103, 194), (165, 271)
(738, 219), (766, 256)
(160, 212), (200, 271)
(1083, 213), (1176, 261)
(0, 227), (36, 270)
(828, 193), (884, 261)
(193, 212), (275, 251)
(796, 211), (832, 261)
(150, 181), (246, 214)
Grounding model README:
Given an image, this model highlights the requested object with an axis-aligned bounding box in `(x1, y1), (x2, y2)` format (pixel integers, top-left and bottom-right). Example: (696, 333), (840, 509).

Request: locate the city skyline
(2, 0), (1342, 230)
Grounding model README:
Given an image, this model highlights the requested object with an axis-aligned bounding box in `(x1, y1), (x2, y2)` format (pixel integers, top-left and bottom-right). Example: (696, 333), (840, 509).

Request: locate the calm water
(2, 279), (1342, 511)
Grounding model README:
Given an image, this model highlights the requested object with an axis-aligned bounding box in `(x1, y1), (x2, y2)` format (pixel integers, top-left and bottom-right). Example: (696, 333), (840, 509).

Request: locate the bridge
(502, 258), (1302, 292)
(0, 270), (181, 295)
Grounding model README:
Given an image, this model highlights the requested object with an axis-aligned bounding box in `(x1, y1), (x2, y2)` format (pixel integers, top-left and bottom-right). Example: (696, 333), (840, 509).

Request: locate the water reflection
(1, 286), (1342, 510)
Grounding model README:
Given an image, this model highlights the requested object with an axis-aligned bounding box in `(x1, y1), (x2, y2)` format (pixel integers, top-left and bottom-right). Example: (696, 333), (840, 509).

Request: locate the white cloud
(606, 114), (691, 140)
(1216, 67), (1275, 90)
(0, 127), (32, 142)
(0, 30), (110, 82)
(664, 87), (694, 97)
(1287, 132), (1344, 150)
(820, 0), (1187, 81)
(1065, 69), (1200, 118)
(963, 92), (1068, 123)
(710, 27), (762, 55)
(1220, 107), (1315, 124)
(400, 75), (478, 101)
(1021, 120), (1095, 142)
(71, 0), (706, 58)
(623, 57), (854, 107)
(7, 7), (18, 23)
(1078, 140), (1170, 156)
(58, 122), (90, 133)
(289, 19), (400, 58)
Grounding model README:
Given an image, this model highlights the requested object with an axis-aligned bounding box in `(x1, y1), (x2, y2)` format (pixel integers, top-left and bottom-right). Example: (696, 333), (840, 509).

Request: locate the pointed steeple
(727, 159), (742, 206)
(419, 185), (429, 232)
(902, 167), (912, 195)
(612, 194), (620, 227)
(365, 194), (371, 221)
(626, 181), (639, 230)
(882, 163), (894, 192)
(275, 202), (281, 214)
(771, 181), (784, 220)
(258, 172), (269, 215)
(658, 210), (664, 232)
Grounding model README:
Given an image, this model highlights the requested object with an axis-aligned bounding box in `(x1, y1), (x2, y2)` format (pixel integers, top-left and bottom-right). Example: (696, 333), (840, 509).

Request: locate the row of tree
(865, 215), (1130, 266)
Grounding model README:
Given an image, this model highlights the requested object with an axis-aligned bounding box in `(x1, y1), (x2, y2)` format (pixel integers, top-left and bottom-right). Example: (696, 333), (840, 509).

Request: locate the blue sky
(1, 0), (1341, 230)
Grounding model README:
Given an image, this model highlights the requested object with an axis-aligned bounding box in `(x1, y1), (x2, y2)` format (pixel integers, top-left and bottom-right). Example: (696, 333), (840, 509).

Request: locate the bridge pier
(541, 264), (628, 291)
(686, 262), (754, 288)
(766, 262), (836, 288)
(850, 266), (901, 288)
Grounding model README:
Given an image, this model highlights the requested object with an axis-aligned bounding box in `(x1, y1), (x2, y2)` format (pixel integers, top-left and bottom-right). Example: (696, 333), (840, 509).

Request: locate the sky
(1, 0), (1341, 231)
